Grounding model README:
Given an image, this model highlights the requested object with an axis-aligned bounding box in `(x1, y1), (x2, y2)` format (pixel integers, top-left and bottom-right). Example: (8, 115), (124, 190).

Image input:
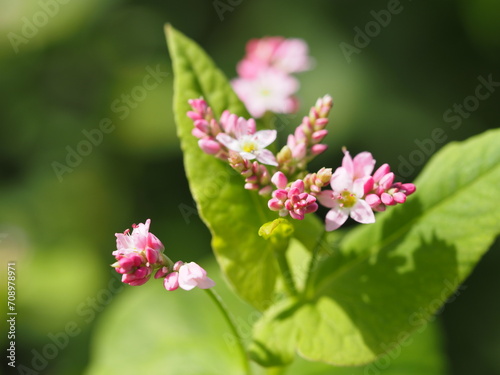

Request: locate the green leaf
(165, 25), (324, 310)
(166, 25), (277, 310)
(251, 128), (500, 366)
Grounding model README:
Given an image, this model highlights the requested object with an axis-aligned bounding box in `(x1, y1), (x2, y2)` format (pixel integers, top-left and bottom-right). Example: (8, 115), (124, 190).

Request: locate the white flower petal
(216, 133), (240, 151)
(253, 130), (277, 148)
(330, 167), (352, 192)
(350, 199), (375, 224)
(255, 149), (278, 166)
(325, 208), (349, 231)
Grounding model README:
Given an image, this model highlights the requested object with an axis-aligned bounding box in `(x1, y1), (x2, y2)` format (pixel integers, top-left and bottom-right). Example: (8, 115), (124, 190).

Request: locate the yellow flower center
(242, 141), (258, 153)
(339, 190), (357, 208)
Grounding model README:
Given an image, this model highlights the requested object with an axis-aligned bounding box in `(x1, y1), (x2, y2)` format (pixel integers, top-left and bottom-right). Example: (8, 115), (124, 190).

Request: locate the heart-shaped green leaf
(251, 128), (500, 366)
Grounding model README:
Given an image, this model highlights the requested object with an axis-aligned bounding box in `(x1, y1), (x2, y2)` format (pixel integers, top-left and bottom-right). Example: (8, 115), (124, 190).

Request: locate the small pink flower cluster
(112, 219), (215, 290)
(187, 95), (415, 230)
(186, 37), (416, 231)
(317, 151), (416, 231)
(188, 99), (278, 166)
(231, 37), (312, 118)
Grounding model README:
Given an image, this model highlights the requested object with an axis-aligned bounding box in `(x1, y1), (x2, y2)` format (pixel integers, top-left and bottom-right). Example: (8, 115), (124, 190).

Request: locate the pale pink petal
(341, 151), (354, 176)
(353, 152), (375, 179)
(352, 176), (371, 198)
(234, 117), (249, 139)
(350, 200), (375, 224)
(216, 133), (240, 151)
(325, 208), (349, 231)
(330, 168), (352, 192)
(239, 151), (257, 160)
(317, 190), (337, 209)
(253, 130), (277, 148)
(178, 262), (213, 291)
(255, 149), (278, 166)
(196, 276), (216, 289)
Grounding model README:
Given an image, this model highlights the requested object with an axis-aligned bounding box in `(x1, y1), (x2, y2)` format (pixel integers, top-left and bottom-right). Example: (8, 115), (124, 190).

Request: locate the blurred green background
(1, 0), (499, 374)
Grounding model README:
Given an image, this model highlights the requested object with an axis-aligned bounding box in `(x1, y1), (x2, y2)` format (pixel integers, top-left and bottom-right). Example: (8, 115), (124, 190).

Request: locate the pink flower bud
(401, 183), (416, 195)
(365, 194), (381, 208)
(311, 144), (328, 155)
(163, 272), (179, 291)
(271, 171), (288, 189)
(311, 129), (328, 142)
(155, 266), (169, 279)
(192, 128), (206, 139)
(291, 142), (307, 160)
(372, 163), (391, 182)
(198, 139), (221, 155)
(379, 172), (395, 190)
(393, 192), (407, 204)
(315, 118), (329, 127)
(381, 193), (395, 206)
(187, 111), (202, 121)
(259, 186), (273, 195)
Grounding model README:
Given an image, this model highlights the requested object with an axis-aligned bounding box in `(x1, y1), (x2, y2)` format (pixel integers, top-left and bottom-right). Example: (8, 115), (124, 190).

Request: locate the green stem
(304, 229), (327, 295)
(275, 250), (298, 297)
(204, 288), (252, 375)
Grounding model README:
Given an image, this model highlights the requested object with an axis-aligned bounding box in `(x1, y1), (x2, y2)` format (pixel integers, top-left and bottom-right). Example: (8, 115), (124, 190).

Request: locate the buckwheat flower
(231, 68), (299, 118)
(112, 219), (171, 286)
(163, 261), (215, 291)
(268, 172), (318, 220)
(216, 116), (278, 166)
(317, 168), (375, 231)
(237, 37), (312, 78)
(178, 262), (216, 290)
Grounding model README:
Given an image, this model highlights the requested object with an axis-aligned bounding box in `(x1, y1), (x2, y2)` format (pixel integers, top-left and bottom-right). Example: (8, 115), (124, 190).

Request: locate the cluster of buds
(231, 37), (312, 118)
(303, 167), (332, 194)
(228, 151), (273, 195)
(268, 172), (318, 220)
(278, 95), (333, 176)
(364, 164), (417, 212)
(112, 219), (215, 290)
(187, 98), (227, 160)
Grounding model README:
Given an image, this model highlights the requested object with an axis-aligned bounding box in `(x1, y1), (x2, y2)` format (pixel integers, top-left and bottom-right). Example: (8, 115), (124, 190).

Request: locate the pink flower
(113, 219), (164, 258)
(341, 150), (376, 182)
(216, 115), (278, 166)
(163, 272), (180, 291)
(162, 261), (215, 291)
(237, 37), (312, 78)
(268, 172), (318, 220)
(231, 68), (299, 118)
(112, 219), (170, 286)
(178, 262), (216, 290)
(317, 168), (375, 231)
